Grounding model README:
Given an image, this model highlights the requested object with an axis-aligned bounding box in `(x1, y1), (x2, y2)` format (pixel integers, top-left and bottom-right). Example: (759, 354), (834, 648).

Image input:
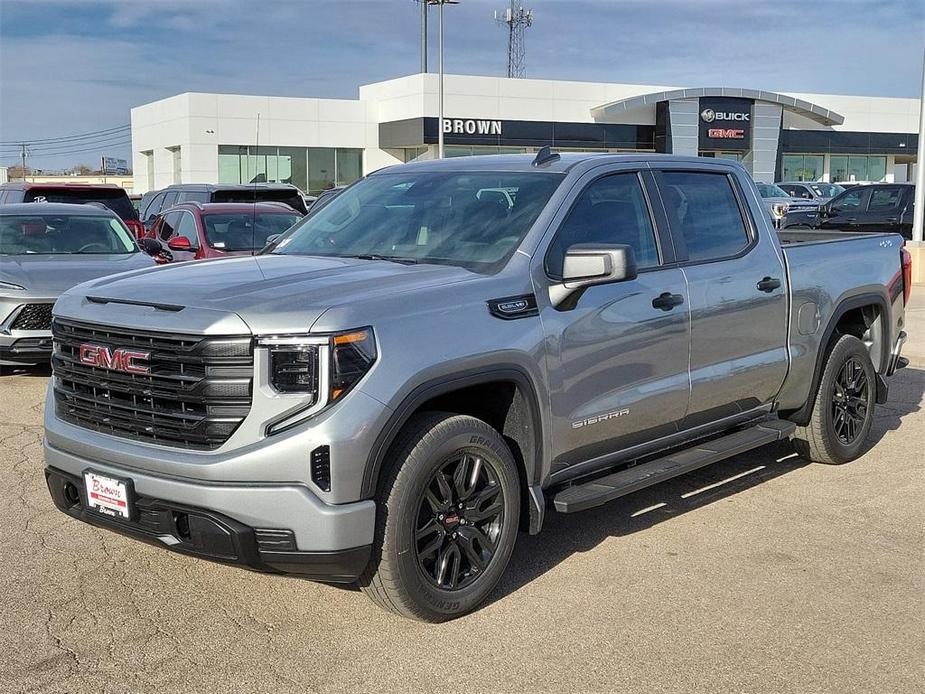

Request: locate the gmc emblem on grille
(78, 343), (151, 374)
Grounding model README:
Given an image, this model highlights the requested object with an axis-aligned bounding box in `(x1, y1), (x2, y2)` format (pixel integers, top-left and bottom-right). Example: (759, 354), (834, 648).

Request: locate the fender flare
(788, 291), (890, 425)
(360, 366), (546, 501)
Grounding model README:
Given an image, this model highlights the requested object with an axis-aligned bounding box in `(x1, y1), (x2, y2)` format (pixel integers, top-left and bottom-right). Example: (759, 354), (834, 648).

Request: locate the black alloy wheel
(831, 356), (870, 445)
(414, 453), (505, 591)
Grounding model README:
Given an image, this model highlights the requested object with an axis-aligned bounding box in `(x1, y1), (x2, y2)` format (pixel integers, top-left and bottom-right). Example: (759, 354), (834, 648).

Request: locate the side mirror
(550, 244), (637, 309)
(138, 237), (164, 256)
(167, 236), (194, 251)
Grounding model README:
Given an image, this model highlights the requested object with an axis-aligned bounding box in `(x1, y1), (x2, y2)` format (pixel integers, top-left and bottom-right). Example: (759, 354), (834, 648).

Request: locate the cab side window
(175, 212), (200, 247)
(157, 211), (181, 241)
(867, 187), (903, 211)
(546, 173), (659, 277)
(656, 171), (750, 262)
(832, 188), (866, 211)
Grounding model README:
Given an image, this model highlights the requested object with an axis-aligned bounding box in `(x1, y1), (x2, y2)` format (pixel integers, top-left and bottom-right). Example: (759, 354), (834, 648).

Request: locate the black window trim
(543, 169), (670, 281)
(650, 168), (758, 268)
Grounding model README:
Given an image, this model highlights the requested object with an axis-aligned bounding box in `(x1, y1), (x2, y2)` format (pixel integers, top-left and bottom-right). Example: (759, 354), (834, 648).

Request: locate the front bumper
(45, 467), (370, 582)
(44, 438), (376, 582)
(0, 334), (53, 363)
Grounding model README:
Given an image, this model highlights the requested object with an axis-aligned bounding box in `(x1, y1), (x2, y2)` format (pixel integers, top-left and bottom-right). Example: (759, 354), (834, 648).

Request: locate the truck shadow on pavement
(489, 366), (925, 608)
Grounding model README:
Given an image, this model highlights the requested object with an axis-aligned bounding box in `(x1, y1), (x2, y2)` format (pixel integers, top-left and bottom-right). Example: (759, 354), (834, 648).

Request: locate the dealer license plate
(83, 470), (133, 520)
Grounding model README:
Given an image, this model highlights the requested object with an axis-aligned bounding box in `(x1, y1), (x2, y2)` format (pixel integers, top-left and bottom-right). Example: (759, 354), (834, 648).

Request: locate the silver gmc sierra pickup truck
(43, 153), (910, 621)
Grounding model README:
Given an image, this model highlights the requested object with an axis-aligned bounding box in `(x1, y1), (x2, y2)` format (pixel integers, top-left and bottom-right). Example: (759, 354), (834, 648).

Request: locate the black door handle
(886, 217), (899, 224)
(757, 276), (781, 293)
(652, 292), (684, 311)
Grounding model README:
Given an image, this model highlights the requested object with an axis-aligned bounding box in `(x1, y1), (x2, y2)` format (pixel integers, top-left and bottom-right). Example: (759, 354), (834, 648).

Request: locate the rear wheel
(359, 412), (520, 621)
(791, 334), (876, 464)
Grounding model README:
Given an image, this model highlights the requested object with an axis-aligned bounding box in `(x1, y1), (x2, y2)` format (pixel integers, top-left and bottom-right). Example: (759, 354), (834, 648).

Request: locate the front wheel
(359, 412), (521, 621)
(791, 334), (876, 465)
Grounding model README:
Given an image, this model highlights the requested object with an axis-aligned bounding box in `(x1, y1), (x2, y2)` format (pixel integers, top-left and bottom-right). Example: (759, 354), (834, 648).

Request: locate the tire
(359, 412), (521, 622)
(791, 334), (876, 465)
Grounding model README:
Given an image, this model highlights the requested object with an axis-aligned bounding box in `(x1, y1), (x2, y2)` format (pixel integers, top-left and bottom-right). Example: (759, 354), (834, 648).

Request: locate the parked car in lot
(0, 203), (155, 364)
(776, 181), (844, 203)
(0, 182), (145, 238)
(814, 183), (915, 238)
(754, 182), (818, 228)
(138, 183), (308, 230)
(146, 202), (302, 262)
(43, 153), (909, 621)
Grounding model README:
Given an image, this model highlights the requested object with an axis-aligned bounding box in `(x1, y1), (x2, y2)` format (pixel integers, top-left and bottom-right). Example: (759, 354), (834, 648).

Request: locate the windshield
(271, 171), (564, 270)
(810, 183), (844, 198)
(0, 214), (136, 255)
(756, 183), (789, 198)
(203, 212), (301, 251)
(22, 188), (138, 220)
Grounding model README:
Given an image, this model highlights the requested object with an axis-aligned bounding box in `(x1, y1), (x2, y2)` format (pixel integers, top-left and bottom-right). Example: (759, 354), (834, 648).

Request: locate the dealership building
(131, 73), (920, 195)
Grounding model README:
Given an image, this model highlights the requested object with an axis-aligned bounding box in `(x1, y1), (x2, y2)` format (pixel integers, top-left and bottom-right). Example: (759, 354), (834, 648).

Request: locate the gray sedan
(0, 203), (156, 365)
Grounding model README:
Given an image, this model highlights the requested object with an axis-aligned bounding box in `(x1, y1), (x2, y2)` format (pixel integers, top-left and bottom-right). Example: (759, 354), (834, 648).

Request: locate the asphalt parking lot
(3, 334), (924, 693)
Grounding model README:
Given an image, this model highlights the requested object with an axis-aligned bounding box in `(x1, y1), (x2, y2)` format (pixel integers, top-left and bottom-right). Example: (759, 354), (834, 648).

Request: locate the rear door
(859, 185), (907, 234)
(652, 166), (788, 427)
(538, 167), (691, 474)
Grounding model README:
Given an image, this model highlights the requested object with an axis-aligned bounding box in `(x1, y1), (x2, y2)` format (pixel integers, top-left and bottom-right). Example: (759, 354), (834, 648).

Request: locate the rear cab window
(655, 171), (751, 262)
(22, 187), (138, 220)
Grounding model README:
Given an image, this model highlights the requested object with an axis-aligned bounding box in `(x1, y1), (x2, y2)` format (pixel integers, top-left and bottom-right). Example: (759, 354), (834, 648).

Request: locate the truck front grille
(51, 318), (253, 450)
(11, 303), (54, 330)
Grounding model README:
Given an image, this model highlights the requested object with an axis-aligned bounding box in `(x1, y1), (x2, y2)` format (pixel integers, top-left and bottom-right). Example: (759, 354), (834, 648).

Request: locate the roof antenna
(532, 145), (559, 167)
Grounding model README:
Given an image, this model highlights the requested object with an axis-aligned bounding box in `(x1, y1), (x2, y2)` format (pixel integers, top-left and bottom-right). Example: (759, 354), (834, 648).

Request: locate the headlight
(0, 281), (26, 291)
(330, 328), (376, 402)
(770, 202), (789, 219)
(258, 327), (376, 403)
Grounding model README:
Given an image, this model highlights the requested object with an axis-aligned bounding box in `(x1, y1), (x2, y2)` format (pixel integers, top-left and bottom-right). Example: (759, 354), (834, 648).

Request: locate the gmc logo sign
(708, 128), (745, 139)
(79, 344), (151, 374)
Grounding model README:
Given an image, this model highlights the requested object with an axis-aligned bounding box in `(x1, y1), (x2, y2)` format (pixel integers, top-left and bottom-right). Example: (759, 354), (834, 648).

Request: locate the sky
(0, 0), (923, 171)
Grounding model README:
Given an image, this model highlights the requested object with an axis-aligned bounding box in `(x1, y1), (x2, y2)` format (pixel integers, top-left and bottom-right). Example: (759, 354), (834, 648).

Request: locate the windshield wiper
(347, 254), (418, 265)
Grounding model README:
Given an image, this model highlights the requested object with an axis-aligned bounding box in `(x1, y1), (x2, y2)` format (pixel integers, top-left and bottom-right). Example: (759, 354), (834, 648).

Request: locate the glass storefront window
(867, 156), (887, 182)
(217, 145), (363, 194)
(307, 148), (335, 194)
(830, 155), (887, 183)
(335, 149), (362, 187)
(782, 154), (823, 181)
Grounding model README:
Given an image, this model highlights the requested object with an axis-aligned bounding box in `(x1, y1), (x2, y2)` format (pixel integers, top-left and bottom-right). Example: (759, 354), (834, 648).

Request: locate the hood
(61, 254), (480, 334)
(0, 252), (155, 300)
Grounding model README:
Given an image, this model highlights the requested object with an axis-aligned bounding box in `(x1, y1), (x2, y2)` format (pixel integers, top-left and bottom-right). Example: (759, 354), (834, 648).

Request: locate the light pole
(912, 48), (925, 243)
(428, 0), (458, 159)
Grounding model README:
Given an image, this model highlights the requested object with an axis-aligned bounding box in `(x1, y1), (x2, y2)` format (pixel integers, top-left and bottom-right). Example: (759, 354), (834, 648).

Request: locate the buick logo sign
(701, 108), (749, 123)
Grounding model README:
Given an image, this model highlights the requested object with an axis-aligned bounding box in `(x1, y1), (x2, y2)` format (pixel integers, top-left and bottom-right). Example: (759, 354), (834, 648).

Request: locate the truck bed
(774, 227), (906, 412)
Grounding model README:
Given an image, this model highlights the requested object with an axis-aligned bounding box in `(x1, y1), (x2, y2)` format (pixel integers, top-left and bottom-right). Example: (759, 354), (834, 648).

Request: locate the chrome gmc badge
(78, 343), (151, 375)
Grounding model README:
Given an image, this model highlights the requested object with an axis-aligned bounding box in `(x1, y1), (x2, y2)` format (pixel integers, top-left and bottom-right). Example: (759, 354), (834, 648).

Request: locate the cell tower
(495, 1), (533, 78)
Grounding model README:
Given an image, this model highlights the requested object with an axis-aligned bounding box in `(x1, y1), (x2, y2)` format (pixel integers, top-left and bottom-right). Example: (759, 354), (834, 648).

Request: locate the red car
(148, 202), (303, 262)
(0, 182), (145, 238)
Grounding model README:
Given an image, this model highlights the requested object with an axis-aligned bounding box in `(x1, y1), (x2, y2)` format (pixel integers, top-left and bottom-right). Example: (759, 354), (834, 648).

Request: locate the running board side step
(552, 419), (796, 513)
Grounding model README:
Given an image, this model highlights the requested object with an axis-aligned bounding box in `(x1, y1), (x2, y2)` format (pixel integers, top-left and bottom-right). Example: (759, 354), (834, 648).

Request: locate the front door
(819, 187), (870, 230)
(652, 167), (789, 427)
(538, 170), (691, 474)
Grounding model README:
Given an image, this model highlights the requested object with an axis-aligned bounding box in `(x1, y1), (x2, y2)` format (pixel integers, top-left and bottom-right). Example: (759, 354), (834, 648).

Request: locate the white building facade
(131, 73), (921, 195)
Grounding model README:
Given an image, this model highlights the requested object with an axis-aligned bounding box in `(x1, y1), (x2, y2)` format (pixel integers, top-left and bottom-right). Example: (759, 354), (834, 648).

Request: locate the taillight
(124, 220), (142, 238)
(901, 247), (912, 304)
